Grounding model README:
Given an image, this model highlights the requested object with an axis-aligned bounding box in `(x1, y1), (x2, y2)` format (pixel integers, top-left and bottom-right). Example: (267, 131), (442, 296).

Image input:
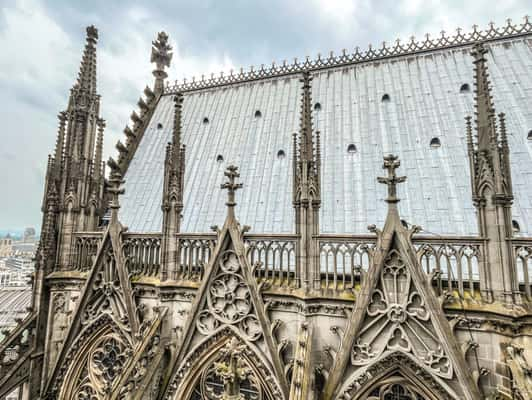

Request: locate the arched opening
(430, 137), (441, 148)
(314, 102), (322, 111)
(512, 220), (520, 233)
(277, 150), (286, 160)
(59, 322), (131, 399)
(203, 117), (209, 124)
(382, 94), (391, 102)
(347, 144), (357, 154)
(254, 110), (262, 118)
(527, 130), (532, 140)
(460, 83), (470, 93)
(216, 155), (224, 163)
(174, 334), (281, 400)
(157, 123), (163, 129)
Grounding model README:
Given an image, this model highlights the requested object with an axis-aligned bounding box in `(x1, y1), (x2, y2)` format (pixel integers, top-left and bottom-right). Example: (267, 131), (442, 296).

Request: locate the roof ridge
(164, 16), (532, 94)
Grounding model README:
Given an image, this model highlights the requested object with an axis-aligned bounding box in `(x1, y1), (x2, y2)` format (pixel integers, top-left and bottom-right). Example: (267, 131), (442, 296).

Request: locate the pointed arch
(169, 326), (284, 400)
(58, 314), (132, 399)
(338, 352), (459, 400)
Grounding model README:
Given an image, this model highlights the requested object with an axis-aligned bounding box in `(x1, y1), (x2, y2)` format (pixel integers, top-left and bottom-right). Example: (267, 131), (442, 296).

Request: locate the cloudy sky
(0, 0), (529, 231)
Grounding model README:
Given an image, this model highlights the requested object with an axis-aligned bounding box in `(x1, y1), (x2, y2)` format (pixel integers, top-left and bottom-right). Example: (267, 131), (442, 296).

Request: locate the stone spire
(46, 25), (106, 268)
(161, 94), (186, 280)
(293, 71), (321, 290)
(76, 25), (98, 96)
(467, 42), (518, 303)
(151, 31), (173, 95)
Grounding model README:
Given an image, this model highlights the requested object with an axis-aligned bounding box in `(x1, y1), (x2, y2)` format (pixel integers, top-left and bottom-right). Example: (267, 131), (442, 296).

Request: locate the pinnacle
(86, 25), (98, 43)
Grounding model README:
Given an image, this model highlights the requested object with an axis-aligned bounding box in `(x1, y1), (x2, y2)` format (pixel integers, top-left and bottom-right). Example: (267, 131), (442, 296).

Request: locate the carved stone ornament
(351, 249), (453, 379)
(196, 250), (262, 342)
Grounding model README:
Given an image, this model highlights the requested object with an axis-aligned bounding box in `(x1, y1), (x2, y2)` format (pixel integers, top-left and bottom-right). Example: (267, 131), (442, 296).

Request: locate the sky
(0, 0), (529, 231)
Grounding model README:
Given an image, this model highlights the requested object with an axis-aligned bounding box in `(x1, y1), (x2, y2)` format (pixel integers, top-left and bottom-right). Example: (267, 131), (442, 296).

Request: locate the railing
(246, 234), (297, 287)
(72, 232), (102, 271)
(70, 231), (532, 299)
(123, 233), (162, 277)
(318, 235), (483, 297)
(514, 240), (532, 300)
(175, 234), (216, 280)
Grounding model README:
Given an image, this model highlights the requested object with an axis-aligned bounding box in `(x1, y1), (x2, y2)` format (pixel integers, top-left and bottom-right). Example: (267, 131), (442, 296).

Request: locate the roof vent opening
(157, 123), (163, 129)
(527, 130), (532, 140)
(347, 144), (357, 154)
(381, 94), (391, 102)
(203, 117), (209, 124)
(430, 137), (441, 148)
(277, 150), (286, 159)
(255, 110), (262, 118)
(314, 102), (322, 111)
(512, 220), (520, 233)
(460, 83), (470, 93)
(216, 154), (224, 163)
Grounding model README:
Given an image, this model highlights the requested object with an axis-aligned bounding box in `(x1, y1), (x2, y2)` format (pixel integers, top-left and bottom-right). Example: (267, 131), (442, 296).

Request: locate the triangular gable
(324, 155), (481, 400)
(325, 224), (481, 399)
(45, 222), (140, 395)
(164, 198), (289, 399)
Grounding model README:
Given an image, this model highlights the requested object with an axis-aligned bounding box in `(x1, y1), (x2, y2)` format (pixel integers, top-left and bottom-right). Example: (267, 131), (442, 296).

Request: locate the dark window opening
(381, 94), (391, 102)
(216, 154), (224, 163)
(203, 117), (209, 124)
(401, 219), (409, 229)
(347, 144), (357, 154)
(157, 123), (163, 129)
(255, 110), (262, 118)
(277, 150), (286, 159)
(430, 137), (441, 148)
(512, 220), (520, 233)
(527, 130), (532, 140)
(314, 102), (322, 111)
(460, 83), (470, 93)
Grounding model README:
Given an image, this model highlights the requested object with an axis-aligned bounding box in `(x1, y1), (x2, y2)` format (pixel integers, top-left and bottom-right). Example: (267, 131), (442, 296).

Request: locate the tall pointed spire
(161, 94), (186, 280)
(467, 42), (518, 303)
(293, 71), (321, 290)
(76, 25), (98, 95)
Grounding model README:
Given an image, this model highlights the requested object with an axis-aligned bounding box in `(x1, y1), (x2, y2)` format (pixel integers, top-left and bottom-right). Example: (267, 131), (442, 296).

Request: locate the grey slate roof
(120, 37), (532, 236)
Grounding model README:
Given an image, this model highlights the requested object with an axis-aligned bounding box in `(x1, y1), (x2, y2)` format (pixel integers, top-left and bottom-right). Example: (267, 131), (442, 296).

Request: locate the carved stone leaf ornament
(351, 249), (452, 379)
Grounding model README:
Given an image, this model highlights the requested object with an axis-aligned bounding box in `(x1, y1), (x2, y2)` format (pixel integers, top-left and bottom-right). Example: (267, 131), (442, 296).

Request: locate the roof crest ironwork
(164, 16), (532, 94)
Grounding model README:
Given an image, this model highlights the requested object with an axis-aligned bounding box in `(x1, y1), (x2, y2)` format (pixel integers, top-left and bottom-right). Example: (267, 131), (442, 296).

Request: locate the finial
(86, 25), (98, 44)
(377, 154), (406, 205)
(151, 31), (173, 94)
(107, 158), (125, 225)
(221, 165), (243, 220)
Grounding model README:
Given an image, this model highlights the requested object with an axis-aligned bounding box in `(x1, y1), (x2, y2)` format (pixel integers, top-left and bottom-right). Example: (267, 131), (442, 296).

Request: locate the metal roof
(120, 37), (532, 236)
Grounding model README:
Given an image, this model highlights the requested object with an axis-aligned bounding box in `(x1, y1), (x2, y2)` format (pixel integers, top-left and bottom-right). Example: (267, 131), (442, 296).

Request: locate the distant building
(0, 235), (13, 257)
(22, 227), (36, 243)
